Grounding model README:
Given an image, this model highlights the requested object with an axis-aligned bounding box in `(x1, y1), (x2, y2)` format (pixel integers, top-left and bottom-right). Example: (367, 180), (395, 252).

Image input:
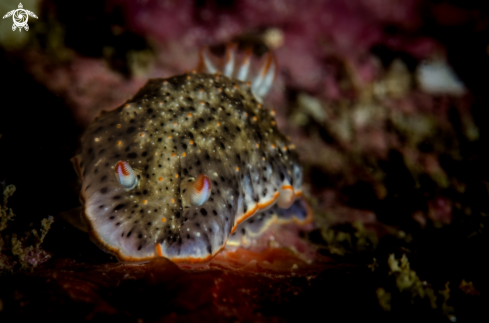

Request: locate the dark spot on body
(114, 203), (125, 211)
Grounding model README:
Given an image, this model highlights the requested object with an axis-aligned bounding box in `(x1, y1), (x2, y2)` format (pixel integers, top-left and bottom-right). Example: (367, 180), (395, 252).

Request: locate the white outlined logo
(2, 3), (38, 32)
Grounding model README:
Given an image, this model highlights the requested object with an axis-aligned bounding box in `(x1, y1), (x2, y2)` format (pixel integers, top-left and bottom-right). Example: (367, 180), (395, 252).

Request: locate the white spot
(416, 59), (466, 96)
(196, 232), (201, 237)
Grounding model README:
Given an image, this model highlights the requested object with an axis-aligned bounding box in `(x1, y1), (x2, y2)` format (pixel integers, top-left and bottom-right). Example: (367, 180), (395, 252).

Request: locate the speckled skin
(74, 72), (307, 263)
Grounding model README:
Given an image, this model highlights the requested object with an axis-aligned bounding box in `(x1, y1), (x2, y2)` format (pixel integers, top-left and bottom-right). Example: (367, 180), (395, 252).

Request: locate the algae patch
(376, 253), (456, 322)
(0, 182), (53, 273)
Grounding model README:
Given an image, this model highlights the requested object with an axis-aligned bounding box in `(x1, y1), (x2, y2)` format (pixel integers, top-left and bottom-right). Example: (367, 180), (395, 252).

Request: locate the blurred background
(0, 0), (488, 321)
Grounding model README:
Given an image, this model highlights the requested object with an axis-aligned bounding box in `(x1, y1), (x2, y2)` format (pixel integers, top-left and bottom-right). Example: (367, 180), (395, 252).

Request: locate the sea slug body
(73, 45), (312, 263)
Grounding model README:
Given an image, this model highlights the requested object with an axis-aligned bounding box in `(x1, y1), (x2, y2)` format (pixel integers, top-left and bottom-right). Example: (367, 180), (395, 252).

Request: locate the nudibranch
(72, 45), (312, 263)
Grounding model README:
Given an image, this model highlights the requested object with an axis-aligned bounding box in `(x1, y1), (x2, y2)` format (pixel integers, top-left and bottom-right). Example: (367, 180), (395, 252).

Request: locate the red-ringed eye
(182, 174), (211, 206)
(114, 161), (138, 190)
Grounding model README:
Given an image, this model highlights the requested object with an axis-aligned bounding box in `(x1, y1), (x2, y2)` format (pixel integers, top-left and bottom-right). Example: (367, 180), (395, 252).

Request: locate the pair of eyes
(114, 161), (211, 206)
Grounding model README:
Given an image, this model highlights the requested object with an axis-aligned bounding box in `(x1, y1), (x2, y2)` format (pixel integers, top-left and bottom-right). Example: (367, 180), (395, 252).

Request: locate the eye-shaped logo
(2, 3), (38, 32)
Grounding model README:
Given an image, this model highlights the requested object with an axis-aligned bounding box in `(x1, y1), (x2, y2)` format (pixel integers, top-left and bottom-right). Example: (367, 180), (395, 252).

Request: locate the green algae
(376, 254), (456, 321)
(319, 221), (378, 257)
(0, 184), (15, 232)
(0, 182), (53, 274)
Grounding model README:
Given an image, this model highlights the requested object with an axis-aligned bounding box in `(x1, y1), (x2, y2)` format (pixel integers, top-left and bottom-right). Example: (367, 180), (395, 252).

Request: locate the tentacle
(251, 53), (277, 100)
(236, 48), (252, 81)
(198, 47), (218, 74)
(255, 53), (277, 98)
(197, 44), (277, 101)
(223, 43), (237, 78)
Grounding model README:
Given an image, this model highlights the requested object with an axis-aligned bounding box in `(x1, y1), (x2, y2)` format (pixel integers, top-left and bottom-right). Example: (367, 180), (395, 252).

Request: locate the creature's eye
(277, 185), (295, 209)
(183, 174), (212, 206)
(114, 161), (138, 190)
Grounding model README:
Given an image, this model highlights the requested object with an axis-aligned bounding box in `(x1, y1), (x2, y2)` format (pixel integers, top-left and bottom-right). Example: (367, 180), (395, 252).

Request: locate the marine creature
(72, 45), (312, 263)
